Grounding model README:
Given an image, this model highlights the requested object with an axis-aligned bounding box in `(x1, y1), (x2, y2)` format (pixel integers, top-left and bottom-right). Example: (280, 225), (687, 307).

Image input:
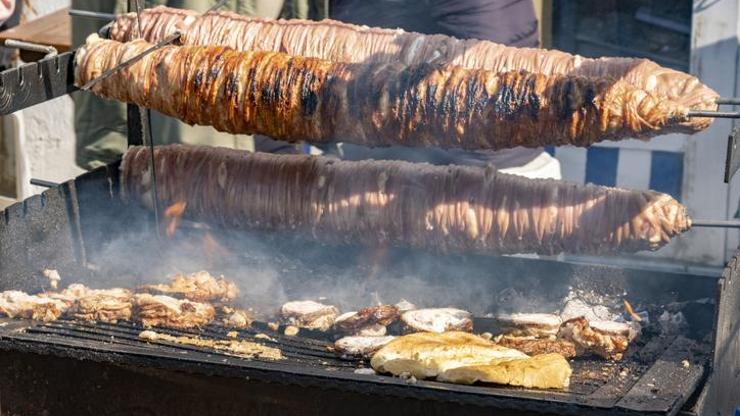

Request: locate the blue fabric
(585, 147), (619, 187)
(649, 151), (684, 201)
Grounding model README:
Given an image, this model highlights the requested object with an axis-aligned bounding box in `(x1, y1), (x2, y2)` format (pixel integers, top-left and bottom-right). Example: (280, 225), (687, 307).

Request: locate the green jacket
(71, 0), (326, 169)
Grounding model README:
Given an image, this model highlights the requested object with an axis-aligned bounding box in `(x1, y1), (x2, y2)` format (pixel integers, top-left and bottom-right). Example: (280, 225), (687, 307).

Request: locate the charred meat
(281, 300), (339, 332)
(121, 145), (690, 255)
(334, 305), (400, 334)
(140, 330), (282, 360)
(78, 35), (699, 150)
(334, 335), (396, 356)
(558, 317), (638, 360)
(401, 308), (473, 333)
(110, 5), (718, 132)
(491, 313), (563, 338)
(0, 290), (68, 322)
(494, 336), (577, 359)
(139, 271), (239, 302)
(133, 293), (215, 329)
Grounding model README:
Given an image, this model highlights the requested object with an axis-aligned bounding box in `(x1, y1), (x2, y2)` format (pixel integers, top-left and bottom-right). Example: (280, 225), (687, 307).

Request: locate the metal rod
(687, 110), (740, 118)
(30, 178), (59, 188)
(68, 9), (116, 20)
(691, 219), (740, 228)
(716, 97), (740, 105)
(4, 40), (57, 58)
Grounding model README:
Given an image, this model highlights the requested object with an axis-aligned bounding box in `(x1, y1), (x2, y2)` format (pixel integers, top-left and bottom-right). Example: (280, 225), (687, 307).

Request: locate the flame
(164, 201), (187, 237)
(623, 300), (642, 322)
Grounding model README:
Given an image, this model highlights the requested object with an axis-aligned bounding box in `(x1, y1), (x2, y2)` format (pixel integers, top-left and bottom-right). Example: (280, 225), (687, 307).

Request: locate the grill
(0, 38), (737, 416)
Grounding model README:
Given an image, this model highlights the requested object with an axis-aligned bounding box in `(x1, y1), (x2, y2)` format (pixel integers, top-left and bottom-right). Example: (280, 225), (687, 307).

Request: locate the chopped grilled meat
(557, 317), (635, 360)
(401, 308), (473, 333)
(395, 299), (416, 312)
(122, 145), (690, 255)
(491, 313), (562, 338)
(218, 306), (253, 329)
(494, 336), (577, 358)
(371, 331), (571, 389)
(133, 293), (215, 329)
(43, 269), (61, 290)
(0, 290), (68, 322)
(334, 335), (396, 356)
(356, 324), (387, 336)
(281, 300), (339, 331)
(334, 305), (400, 334)
(139, 271), (239, 302)
(110, 6), (718, 131)
(67, 288), (133, 323)
(139, 330), (282, 359)
(77, 35), (696, 150)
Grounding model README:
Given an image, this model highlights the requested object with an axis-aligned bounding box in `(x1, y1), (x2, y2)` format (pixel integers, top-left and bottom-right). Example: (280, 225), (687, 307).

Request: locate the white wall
(17, 0), (82, 196)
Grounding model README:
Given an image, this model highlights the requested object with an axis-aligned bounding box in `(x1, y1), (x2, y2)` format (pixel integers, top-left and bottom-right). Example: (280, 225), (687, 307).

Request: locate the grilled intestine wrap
(108, 5), (718, 132)
(120, 144), (691, 255)
(78, 35), (694, 150)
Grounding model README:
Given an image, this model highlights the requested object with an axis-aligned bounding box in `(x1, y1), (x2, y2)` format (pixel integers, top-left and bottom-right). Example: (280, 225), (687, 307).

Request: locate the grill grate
(0, 317), (708, 415)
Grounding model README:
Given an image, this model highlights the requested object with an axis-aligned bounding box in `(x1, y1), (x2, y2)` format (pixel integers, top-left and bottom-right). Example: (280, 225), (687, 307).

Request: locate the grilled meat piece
(281, 300), (339, 332)
(139, 271), (239, 302)
(334, 335), (396, 356)
(133, 293), (215, 329)
(334, 305), (400, 334)
(371, 331), (571, 389)
(110, 6), (718, 131)
(0, 290), (68, 322)
(140, 330), (283, 359)
(218, 306), (253, 329)
(490, 313), (562, 337)
(67, 288), (133, 323)
(557, 317), (637, 360)
(401, 308), (473, 333)
(121, 145), (691, 255)
(78, 35), (695, 150)
(494, 336), (577, 358)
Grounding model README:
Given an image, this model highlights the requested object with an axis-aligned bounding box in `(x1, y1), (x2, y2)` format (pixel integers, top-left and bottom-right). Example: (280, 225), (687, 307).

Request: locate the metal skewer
(716, 97), (740, 106)
(686, 110), (740, 118)
(78, 0), (228, 91)
(68, 10), (116, 20)
(691, 219), (740, 228)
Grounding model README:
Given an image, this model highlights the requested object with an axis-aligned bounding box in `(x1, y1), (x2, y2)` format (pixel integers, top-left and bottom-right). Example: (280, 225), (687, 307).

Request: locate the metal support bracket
(724, 120), (740, 183)
(0, 50), (76, 116)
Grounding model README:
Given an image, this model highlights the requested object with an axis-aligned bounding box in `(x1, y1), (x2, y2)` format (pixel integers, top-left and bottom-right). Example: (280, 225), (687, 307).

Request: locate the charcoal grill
(0, 37), (737, 416)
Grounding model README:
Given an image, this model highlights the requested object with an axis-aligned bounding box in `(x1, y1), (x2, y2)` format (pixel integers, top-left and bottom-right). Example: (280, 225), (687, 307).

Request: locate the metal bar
(691, 219), (740, 228)
(68, 9), (116, 21)
(716, 98), (740, 105)
(687, 110), (740, 118)
(3, 40), (57, 58)
(29, 178), (59, 188)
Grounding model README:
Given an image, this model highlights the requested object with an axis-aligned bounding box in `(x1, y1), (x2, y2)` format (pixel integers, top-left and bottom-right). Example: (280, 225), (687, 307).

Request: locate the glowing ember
(164, 201), (187, 237)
